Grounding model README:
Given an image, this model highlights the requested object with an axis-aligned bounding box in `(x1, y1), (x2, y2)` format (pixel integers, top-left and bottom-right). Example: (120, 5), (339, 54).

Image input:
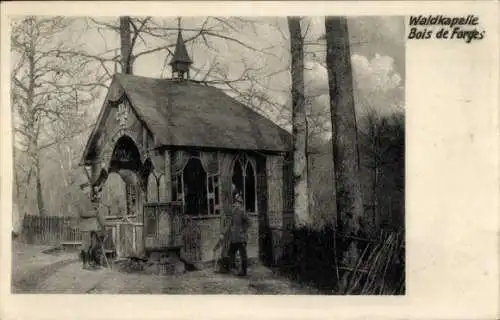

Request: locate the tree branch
(89, 18), (119, 31)
(134, 45), (174, 59)
(37, 124), (95, 151)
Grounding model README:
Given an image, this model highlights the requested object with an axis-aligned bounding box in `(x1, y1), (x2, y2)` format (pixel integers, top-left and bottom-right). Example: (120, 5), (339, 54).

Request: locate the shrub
(276, 224), (405, 295)
(277, 224), (340, 292)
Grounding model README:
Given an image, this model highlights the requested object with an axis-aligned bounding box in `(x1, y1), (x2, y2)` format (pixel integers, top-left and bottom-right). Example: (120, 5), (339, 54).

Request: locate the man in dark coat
(225, 192), (251, 276)
(78, 186), (106, 269)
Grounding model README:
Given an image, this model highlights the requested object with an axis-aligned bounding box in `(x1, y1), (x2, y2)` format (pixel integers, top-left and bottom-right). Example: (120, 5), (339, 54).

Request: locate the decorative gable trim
(80, 76), (158, 166)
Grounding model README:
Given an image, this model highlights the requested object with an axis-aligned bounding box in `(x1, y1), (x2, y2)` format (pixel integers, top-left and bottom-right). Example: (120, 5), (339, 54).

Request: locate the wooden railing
(143, 202), (207, 264)
(102, 216), (143, 257)
(143, 202), (183, 249)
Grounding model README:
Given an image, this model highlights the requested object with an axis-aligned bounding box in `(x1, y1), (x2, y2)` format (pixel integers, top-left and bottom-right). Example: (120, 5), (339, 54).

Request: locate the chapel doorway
(98, 135), (145, 257)
(100, 172), (127, 217)
(107, 135), (144, 220)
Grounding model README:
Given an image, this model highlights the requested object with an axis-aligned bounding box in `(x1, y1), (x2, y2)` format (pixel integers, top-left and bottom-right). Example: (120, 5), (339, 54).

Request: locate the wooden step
(145, 245), (182, 257)
(60, 241), (83, 247)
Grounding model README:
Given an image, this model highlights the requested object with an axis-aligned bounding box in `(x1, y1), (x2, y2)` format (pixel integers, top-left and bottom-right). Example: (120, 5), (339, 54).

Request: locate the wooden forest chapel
(80, 26), (293, 268)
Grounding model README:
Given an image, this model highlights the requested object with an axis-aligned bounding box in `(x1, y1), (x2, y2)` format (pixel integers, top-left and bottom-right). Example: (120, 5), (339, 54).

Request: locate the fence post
(36, 216), (40, 244)
(49, 216), (52, 244)
(47, 216), (50, 244)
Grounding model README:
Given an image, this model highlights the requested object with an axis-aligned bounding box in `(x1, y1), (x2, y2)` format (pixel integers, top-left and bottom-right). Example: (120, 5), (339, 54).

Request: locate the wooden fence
(20, 214), (89, 245)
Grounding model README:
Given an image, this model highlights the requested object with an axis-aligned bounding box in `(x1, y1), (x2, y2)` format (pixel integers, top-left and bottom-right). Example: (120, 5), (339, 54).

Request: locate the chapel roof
(81, 73), (292, 164)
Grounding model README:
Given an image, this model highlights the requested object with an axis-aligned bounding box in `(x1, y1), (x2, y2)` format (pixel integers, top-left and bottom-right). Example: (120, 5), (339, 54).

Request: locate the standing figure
(222, 191), (251, 276)
(78, 186), (106, 269)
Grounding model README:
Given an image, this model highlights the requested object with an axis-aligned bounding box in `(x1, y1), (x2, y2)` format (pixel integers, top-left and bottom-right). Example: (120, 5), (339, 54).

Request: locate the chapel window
(232, 155), (257, 213)
(146, 172), (158, 203)
(172, 151), (221, 216)
(245, 161), (256, 212)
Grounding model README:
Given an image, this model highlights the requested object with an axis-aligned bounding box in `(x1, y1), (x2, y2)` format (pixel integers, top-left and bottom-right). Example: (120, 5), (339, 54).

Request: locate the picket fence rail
(20, 214), (89, 245)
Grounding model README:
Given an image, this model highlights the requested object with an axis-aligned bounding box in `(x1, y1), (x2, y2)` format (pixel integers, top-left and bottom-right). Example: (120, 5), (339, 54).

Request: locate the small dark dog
(214, 255), (232, 273)
(80, 247), (102, 269)
(80, 231), (104, 269)
(80, 248), (91, 268)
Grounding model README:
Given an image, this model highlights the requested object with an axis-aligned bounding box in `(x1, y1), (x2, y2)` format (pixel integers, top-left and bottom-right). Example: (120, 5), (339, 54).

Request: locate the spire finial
(169, 16), (192, 80)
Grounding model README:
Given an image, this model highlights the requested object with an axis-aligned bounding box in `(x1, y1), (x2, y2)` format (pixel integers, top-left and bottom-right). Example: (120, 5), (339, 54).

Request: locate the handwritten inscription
(407, 14), (486, 43)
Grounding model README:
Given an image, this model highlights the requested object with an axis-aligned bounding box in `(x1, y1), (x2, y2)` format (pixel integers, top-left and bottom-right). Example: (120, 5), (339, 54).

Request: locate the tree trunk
(35, 155), (46, 216)
(120, 16), (133, 74)
(325, 17), (364, 268)
(13, 160), (21, 205)
(287, 17), (310, 226)
(372, 119), (380, 231)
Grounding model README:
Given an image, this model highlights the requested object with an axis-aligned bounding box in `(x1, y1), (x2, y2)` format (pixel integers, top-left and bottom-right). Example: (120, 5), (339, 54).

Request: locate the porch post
(162, 150), (172, 202)
(90, 161), (102, 205)
(136, 179), (144, 223)
(90, 161), (100, 182)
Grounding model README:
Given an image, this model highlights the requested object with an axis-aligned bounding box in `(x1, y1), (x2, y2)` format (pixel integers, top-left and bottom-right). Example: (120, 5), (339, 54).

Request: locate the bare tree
(120, 16), (133, 74)
(11, 17), (99, 216)
(288, 17), (310, 226)
(324, 17), (364, 269)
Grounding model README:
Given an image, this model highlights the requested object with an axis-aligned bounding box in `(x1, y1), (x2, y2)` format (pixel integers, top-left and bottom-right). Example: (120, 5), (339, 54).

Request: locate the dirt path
(12, 241), (314, 294)
(87, 264), (317, 294)
(12, 258), (79, 293)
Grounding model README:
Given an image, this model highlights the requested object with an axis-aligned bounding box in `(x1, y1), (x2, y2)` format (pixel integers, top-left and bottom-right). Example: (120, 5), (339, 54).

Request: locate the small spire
(169, 17), (192, 80)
